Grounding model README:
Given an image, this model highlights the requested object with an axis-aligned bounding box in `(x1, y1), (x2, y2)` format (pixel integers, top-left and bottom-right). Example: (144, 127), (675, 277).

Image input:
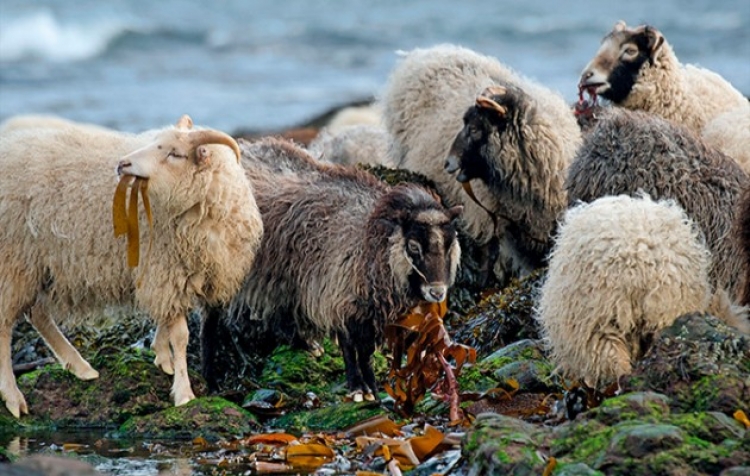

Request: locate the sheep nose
(116, 160), (131, 176)
(426, 284), (447, 303)
(579, 70), (594, 85)
(444, 155), (460, 173)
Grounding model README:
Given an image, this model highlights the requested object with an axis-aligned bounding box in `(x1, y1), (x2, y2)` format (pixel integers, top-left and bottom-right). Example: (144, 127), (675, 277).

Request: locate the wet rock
(459, 339), (552, 394)
(7, 454), (102, 476)
(624, 312), (750, 414)
(118, 396), (258, 440)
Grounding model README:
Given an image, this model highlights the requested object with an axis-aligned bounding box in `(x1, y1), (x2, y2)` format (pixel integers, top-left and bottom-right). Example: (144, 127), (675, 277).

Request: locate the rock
(118, 396), (258, 440)
(7, 454), (102, 476)
(272, 401), (384, 433)
(459, 339), (552, 394)
(624, 312), (750, 414)
(607, 424), (685, 459)
(7, 347), (206, 428)
(462, 413), (548, 476)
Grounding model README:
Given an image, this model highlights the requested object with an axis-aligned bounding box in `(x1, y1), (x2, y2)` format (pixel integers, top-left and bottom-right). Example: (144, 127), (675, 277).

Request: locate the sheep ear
(613, 20), (627, 32)
(176, 114), (194, 129)
(195, 145), (212, 166)
(447, 205), (464, 221)
(643, 26), (664, 59)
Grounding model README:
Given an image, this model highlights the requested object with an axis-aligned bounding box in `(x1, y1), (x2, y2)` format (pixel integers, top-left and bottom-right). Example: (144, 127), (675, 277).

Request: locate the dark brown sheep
(566, 108), (748, 299)
(203, 138), (462, 400)
(739, 188), (750, 306)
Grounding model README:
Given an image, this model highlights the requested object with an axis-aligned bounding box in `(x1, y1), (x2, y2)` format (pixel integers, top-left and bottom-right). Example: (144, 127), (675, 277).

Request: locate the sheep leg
(356, 339), (379, 401)
(200, 305), (222, 392)
(168, 316), (195, 406)
(337, 331), (365, 401)
(152, 322), (174, 375)
(27, 301), (98, 380)
(0, 327), (27, 418)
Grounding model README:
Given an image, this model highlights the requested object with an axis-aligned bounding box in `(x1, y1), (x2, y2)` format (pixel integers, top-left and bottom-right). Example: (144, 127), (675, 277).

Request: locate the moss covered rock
(272, 401), (385, 433)
(7, 347), (206, 428)
(118, 396), (258, 440)
(624, 313), (750, 414)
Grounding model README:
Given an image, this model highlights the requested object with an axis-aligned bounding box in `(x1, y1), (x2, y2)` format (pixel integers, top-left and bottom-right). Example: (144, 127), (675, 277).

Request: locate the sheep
(566, 108), (747, 300)
(0, 114), (114, 135)
(380, 44), (580, 283)
(578, 21), (750, 171)
(701, 106), (750, 173)
(205, 137), (462, 400)
(536, 194), (747, 389)
(0, 115), (263, 418)
(307, 124), (394, 167)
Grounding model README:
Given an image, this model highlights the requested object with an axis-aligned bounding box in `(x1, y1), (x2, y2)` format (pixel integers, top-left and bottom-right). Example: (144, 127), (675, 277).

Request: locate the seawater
(0, 0), (748, 132)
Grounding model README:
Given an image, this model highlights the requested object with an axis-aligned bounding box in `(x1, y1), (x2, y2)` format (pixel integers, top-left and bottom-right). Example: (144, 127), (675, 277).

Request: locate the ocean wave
(0, 9), (128, 62)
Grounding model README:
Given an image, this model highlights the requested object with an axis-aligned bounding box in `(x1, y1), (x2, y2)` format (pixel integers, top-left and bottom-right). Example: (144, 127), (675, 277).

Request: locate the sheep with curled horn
(578, 20), (750, 172)
(0, 115), (263, 417)
(202, 137), (462, 401)
(566, 108), (748, 301)
(381, 44), (579, 286)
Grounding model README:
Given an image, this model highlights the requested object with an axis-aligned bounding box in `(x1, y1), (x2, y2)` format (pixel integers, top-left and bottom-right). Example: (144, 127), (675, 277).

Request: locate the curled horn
(189, 130), (241, 163)
(476, 86), (508, 116)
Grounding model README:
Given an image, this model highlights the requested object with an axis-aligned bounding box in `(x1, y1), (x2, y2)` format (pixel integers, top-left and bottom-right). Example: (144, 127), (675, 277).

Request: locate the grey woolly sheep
(308, 124), (394, 167)
(0, 115), (263, 417)
(204, 137), (462, 400)
(536, 194), (744, 388)
(579, 20), (750, 171)
(381, 44), (580, 283)
(566, 108), (747, 299)
(738, 187), (750, 307)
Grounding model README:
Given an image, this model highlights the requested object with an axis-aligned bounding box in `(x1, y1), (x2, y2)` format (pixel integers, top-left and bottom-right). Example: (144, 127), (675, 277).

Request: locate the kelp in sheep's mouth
(112, 175), (153, 268)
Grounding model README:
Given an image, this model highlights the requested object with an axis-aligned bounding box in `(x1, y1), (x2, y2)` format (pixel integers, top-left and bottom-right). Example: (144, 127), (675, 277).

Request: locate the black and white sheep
(0, 116), (263, 417)
(578, 21), (750, 172)
(536, 194), (747, 388)
(566, 108), (748, 300)
(206, 137), (462, 400)
(380, 44), (580, 283)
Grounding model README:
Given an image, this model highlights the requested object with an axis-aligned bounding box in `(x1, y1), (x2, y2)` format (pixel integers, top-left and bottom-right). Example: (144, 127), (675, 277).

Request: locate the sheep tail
(708, 288), (750, 335)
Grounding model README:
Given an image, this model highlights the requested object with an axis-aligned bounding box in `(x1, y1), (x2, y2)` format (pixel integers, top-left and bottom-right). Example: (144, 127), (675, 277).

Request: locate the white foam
(0, 9), (126, 62)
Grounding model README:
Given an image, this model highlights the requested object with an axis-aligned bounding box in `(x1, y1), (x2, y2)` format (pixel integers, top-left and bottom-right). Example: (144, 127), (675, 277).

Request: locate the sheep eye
(622, 46), (639, 59)
(407, 240), (422, 255)
(167, 150), (187, 160)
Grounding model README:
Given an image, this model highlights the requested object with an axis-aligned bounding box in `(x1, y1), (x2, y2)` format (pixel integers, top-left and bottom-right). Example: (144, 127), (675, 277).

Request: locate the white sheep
(579, 21), (750, 172)
(0, 115), (263, 417)
(307, 124), (394, 167)
(536, 194), (747, 388)
(380, 44), (580, 283)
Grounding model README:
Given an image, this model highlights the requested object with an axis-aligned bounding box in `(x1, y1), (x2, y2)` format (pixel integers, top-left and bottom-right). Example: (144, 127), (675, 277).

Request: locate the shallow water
(1, 0), (748, 133)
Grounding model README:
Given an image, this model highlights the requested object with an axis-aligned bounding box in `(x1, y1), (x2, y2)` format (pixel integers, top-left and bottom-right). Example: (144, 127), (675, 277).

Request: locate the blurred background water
(0, 0), (748, 133)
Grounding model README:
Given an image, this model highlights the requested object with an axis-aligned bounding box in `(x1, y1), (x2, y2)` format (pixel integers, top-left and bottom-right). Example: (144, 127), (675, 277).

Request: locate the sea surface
(0, 0), (748, 134)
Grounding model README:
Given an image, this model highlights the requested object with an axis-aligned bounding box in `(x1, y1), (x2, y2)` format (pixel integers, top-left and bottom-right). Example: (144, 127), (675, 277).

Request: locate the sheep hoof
(349, 390), (364, 403)
(154, 356), (175, 376)
(3, 391), (28, 419)
(74, 366), (99, 381)
(364, 392), (376, 402)
(174, 390), (196, 407)
(309, 340), (325, 358)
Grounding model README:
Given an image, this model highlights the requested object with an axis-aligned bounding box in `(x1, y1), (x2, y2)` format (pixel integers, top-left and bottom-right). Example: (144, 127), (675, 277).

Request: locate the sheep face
(445, 85), (530, 185)
(579, 21), (665, 104)
(117, 124), (241, 209)
(375, 188), (463, 303)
